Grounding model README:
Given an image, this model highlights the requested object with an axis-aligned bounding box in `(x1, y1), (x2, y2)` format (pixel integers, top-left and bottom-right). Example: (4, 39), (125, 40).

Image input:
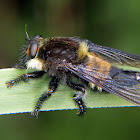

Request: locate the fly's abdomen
(109, 66), (140, 86)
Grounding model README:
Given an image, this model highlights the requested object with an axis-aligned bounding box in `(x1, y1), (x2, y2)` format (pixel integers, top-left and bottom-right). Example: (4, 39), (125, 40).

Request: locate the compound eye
(29, 43), (38, 58)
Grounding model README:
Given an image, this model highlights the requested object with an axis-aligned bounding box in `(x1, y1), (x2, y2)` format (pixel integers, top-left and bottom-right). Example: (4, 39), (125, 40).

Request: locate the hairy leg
(6, 71), (46, 88)
(66, 80), (86, 116)
(31, 76), (59, 117)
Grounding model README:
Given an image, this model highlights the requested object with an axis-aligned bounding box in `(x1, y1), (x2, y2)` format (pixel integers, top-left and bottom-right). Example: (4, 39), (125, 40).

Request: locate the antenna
(25, 24), (30, 40)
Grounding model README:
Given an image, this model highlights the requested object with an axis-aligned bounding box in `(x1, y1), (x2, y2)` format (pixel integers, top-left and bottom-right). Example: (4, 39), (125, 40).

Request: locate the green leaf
(0, 68), (137, 115)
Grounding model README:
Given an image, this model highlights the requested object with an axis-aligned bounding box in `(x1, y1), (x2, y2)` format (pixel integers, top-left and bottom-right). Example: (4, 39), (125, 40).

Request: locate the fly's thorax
(36, 37), (79, 62)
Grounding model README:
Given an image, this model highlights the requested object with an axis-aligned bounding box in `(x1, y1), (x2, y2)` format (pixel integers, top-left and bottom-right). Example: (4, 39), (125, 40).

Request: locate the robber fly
(6, 28), (140, 117)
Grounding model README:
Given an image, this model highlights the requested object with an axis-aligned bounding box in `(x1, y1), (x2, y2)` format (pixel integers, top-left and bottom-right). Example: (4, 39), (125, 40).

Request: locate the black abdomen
(109, 66), (140, 86)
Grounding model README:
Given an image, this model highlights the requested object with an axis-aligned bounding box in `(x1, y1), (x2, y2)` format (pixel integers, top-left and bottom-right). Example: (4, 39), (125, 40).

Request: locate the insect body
(6, 32), (140, 117)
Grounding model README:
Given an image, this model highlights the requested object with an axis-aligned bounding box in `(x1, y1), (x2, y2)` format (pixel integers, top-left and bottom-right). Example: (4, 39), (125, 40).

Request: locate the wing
(85, 39), (140, 67)
(65, 62), (140, 106)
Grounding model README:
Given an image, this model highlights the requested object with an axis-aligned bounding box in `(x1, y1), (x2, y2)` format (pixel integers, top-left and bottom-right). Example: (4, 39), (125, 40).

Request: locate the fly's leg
(6, 71), (46, 88)
(66, 80), (86, 116)
(31, 76), (59, 118)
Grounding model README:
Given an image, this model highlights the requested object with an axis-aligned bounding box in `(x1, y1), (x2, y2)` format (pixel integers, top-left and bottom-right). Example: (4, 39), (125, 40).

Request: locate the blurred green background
(1, 0), (140, 140)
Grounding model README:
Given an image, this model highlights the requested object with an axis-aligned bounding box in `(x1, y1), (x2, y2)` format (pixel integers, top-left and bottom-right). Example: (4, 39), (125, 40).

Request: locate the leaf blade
(0, 68), (137, 115)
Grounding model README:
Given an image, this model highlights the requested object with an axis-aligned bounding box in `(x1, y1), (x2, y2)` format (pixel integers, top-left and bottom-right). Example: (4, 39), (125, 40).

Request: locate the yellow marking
(89, 82), (95, 89)
(77, 41), (89, 60)
(89, 82), (102, 92)
(97, 86), (102, 92)
(86, 52), (111, 80)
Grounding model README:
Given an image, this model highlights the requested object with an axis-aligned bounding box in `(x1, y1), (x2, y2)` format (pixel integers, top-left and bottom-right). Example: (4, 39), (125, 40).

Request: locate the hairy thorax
(38, 37), (79, 75)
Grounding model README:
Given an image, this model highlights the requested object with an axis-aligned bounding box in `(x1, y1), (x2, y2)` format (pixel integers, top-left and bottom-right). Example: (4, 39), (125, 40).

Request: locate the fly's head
(26, 35), (44, 59)
(25, 32), (46, 70)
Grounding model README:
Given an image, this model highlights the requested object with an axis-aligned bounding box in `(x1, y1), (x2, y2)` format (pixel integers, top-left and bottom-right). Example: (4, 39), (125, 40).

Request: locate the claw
(76, 110), (86, 116)
(6, 81), (14, 88)
(76, 105), (86, 116)
(31, 109), (39, 118)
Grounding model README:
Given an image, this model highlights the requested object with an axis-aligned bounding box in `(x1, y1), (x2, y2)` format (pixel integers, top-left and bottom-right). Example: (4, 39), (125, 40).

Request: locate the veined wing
(65, 62), (140, 106)
(85, 40), (140, 67)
